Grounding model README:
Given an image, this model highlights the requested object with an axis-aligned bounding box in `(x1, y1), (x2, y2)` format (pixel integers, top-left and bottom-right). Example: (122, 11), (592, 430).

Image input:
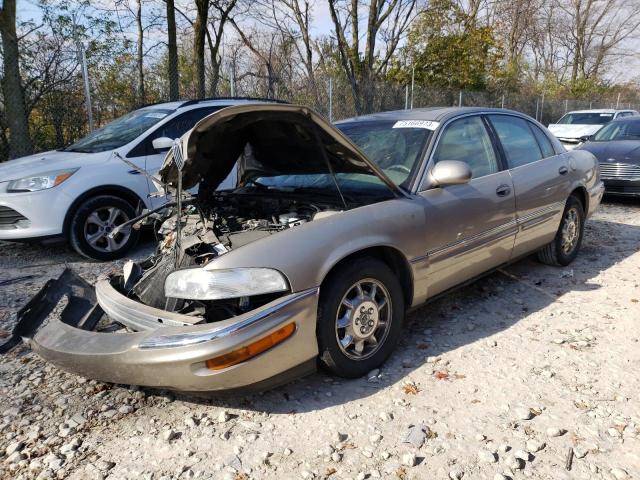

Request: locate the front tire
(69, 195), (140, 261)
(537, 195), (585, 266)
(317, 257), (404, 378)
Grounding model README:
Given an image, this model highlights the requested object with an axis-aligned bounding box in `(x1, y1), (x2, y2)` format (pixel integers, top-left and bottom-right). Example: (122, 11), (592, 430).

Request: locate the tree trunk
(136, 0), (145, 106)
(194, 0), (210, 99)
(166, 0), (179, 100)
(0, 0), (33, 159)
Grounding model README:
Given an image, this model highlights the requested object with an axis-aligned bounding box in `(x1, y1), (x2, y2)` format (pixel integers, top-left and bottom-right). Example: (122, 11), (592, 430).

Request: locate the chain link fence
(2, 75), (639, 162)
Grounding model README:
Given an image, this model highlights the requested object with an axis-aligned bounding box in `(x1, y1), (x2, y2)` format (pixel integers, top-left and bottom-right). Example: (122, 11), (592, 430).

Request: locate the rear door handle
(496, 184), (511, 197)
(559, 166), (568, 175)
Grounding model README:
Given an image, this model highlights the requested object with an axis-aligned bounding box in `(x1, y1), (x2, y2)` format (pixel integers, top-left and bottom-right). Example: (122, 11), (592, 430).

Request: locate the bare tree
(194, 0), (210, 98)
(136, 0), (145, 105)
(327, 0), (418, 114)
(166, 0), (179, 100)
(0, 0), (33, 158)
(206, 0), (238, 96)
(229, 19), (281, 98)
(560, 0), (640, 83)
(254, 1), (320, 105)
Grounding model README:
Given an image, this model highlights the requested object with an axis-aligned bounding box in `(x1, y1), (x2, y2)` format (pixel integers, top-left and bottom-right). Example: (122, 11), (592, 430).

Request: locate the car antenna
(311, 125), (348, 210)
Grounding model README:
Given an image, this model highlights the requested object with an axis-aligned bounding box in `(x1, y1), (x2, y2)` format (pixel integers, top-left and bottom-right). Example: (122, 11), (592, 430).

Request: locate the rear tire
(317, 257), (404, 378)
(537, 195), (585, 266)
(69, 195), (140, 261)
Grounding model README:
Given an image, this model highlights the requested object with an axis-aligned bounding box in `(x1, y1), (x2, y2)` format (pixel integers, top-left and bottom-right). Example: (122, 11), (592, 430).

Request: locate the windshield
(337, 120), (431, 187)
(557, 112), (614, 125)
(64, 108), (174, 153)
(248, 120), (430, 195)
(593, 121), (640, 141)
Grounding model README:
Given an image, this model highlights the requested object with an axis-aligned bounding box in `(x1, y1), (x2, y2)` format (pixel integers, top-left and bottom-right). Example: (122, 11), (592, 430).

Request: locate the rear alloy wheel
(69, 195), (140, 261)
(317, 257), (404, 378)
(537, 195), (585, 266)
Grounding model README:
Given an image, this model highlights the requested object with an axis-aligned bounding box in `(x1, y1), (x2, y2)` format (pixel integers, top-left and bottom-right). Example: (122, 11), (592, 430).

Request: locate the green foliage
(388, 0), (502, 90)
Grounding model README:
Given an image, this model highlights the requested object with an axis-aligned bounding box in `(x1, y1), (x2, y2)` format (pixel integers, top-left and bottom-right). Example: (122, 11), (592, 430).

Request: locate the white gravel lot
(0, 199), (639, 480)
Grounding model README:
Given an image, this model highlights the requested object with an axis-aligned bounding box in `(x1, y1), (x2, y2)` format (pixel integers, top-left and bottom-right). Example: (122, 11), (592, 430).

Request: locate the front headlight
(164, 267), (289, 300)
(7, 168), (79, 192)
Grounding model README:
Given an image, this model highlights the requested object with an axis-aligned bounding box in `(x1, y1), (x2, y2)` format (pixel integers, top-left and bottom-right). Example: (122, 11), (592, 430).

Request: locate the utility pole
(73, 18), (93, 132)
(328, 78), (333, 122)
(410, 65), (415, 109)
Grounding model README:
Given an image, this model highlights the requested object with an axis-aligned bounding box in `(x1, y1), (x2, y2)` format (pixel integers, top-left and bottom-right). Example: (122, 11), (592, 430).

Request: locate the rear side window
(488, 115), (543, 168)
(528, 123), (556, 158)
(432, 116), (499, 178)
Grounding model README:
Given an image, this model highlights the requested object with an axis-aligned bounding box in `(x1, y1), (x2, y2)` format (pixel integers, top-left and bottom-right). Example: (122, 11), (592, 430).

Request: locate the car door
(417, 114), (517, 297)
(486, 114), (570, 258)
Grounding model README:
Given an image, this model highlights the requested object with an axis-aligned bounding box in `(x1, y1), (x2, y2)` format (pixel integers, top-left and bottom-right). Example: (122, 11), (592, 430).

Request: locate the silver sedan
(7, 104), (604, 392)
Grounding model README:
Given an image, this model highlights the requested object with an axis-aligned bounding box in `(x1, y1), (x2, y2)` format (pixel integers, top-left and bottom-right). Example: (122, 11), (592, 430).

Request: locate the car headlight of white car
(164, 267), (289, 300)
(7, 168), (79, 193)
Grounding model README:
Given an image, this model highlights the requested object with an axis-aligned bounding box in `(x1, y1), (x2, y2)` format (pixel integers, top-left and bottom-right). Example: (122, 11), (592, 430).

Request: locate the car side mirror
(579, 135), (591, 143)
(152, 136), (174, 152)
(429, 160), (472, 187)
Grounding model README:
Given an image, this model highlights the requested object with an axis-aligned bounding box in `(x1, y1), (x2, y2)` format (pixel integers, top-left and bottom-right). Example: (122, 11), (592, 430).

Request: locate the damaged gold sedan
(3, 104), (604, 392)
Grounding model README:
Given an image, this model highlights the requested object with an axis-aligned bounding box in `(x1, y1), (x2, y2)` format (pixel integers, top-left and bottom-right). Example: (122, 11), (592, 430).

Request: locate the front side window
(432, 116), (498, 178)
(488, 115), (543, 168)
(593, 120), (640, 141)
(128, 107), (223, 157)
(152, 107), (221, 141)
(64, 108), (174, 153)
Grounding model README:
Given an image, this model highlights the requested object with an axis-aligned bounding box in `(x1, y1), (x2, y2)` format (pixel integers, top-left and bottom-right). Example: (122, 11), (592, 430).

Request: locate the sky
(13, 0), (640, 83)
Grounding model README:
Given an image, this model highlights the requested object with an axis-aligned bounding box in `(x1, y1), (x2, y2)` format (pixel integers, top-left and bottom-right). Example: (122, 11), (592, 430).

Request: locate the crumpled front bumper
(10, 270), (320, 392)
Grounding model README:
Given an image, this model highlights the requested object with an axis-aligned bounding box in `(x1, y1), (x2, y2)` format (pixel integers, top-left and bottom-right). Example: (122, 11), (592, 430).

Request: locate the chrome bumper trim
(138, 287), (320, 349)
(95, 279), (203, 331)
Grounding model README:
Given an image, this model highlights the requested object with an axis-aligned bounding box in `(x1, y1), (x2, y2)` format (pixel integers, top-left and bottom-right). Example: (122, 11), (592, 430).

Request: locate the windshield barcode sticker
(393, 120), (440, 130)
(145, 112), (168, 119)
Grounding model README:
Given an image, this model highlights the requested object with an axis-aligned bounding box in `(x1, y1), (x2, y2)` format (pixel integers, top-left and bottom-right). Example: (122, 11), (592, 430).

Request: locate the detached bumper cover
(5, 270), (320, 392)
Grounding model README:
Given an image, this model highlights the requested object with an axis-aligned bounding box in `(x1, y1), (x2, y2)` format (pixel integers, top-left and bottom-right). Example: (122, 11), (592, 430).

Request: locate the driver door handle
(496, 184), (511, 197)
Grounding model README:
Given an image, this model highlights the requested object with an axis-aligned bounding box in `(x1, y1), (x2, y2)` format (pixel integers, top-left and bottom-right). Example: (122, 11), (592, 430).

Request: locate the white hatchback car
(0, 98), (279, 260)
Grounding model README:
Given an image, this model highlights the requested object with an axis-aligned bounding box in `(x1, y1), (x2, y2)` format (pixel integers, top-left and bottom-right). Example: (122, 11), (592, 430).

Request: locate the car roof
(142, 97), (288, 111)
(564, 108), (636, 114)
(336, 106), (531, 124)
(610, 115), (640, 122)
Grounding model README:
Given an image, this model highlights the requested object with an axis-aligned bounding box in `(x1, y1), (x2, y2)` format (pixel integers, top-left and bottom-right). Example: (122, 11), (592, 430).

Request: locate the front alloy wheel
(83, 206), (132, 254)
(318, 257), (404, 378)
(69, 195), (140, 261)
(336, 278), (392, 361)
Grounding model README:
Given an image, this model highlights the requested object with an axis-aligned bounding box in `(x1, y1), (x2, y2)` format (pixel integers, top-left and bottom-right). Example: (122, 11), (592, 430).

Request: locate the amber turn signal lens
(205, 323), (296, 370)
(54, 171), (74, 186)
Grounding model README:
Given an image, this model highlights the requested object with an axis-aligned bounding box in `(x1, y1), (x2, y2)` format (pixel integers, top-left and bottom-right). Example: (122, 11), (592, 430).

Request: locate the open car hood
(159, 103), (402, 195)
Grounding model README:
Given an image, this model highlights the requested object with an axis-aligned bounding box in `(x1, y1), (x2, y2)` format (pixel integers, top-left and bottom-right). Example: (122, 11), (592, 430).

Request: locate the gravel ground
(0, 199), (639, 480)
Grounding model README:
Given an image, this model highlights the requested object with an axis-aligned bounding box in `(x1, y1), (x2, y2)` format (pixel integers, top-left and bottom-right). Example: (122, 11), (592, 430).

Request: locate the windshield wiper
(63, 147), (94, 153)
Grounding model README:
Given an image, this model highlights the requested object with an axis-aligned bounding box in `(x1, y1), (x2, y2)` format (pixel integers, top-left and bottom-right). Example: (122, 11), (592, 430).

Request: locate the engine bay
(110, 190), (343, 325)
